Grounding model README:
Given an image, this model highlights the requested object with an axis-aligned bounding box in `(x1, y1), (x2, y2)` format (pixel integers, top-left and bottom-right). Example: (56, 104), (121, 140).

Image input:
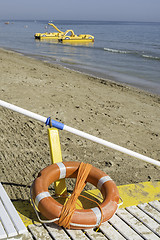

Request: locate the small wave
(104, 48), (130, 54)
(142, 54), (160, 61)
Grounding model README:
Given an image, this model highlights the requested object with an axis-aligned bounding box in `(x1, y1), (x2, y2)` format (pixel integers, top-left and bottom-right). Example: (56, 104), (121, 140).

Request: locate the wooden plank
(100, 221), (126, 240)
(0, 200), (17, 238)
(5, 231), (34, 240)
(44, 223), (70, 240)
(84, 228), (107, 240)
(117, 208), (160, 240)
(28, 224), (51, 239)
(20, 232), (34, 240)
(126, 205), (160, 237)
(108, 214), (143, 240)
(66, 228), (89, 240)
(0, 183), (27, 235)
(0, 221), (7, 239)
(138, 203), (160, 224)
(148, 200), (160, 212)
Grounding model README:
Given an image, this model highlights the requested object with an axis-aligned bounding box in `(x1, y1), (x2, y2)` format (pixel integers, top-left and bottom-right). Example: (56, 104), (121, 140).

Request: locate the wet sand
(0, 48), (160, 200)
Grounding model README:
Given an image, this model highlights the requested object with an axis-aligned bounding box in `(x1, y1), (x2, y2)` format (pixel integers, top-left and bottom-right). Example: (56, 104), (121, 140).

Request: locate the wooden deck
(0, 181), (160, 240)
(10, 200), (160, 240)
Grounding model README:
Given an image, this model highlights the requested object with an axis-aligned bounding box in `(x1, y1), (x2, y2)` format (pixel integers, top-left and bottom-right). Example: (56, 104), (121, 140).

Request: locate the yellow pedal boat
(58, 29), (94, 43)
(34, 23), (64, 40)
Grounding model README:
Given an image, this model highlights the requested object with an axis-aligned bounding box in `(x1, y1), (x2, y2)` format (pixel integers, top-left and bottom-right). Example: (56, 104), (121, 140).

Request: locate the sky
(0, 0), (160, 22)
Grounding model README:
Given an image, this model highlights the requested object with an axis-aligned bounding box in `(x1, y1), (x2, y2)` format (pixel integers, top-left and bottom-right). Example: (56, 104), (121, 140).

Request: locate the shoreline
(20, 54), (160, 97)
(58, 63), (160, 97)
(2, 46), (160, 97)
(0, 47), (160, 200)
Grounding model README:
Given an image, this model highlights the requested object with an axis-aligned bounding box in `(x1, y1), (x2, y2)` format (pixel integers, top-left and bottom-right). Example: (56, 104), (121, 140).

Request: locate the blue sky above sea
(0, 0), (160, 22)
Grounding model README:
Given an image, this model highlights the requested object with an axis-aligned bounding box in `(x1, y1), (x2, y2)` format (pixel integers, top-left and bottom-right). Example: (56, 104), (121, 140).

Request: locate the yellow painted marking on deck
(118, 180), (160, 208)
(13, 181), (160, 227)
(13, 200), (38, 226)
(48, 128), (67, 196)
(83, 181), (160, 209)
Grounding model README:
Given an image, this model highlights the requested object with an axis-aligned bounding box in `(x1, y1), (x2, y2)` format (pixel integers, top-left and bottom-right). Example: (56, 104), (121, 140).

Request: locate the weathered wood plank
(149, 200), (160, 212)
(28, 224), (51, 239)
(5, 232), (33, 240)
(100, 221), (126, 240)
(84, 228), (108, 240)
(117, 208), (160, 240)
(44, 223), (70, 240)
(138, 203), (160, 224)
(126, 205), (160, 237)
(109, 214), (143, 239)
(66, 228), (89, 240)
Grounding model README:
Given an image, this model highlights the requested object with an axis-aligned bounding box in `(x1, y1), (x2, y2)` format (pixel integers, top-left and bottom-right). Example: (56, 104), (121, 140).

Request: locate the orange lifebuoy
(32, 161), (119, 229)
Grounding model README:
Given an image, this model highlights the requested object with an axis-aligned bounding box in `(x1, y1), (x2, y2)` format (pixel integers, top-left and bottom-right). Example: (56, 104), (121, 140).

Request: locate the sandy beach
(0, 47), (160, 201)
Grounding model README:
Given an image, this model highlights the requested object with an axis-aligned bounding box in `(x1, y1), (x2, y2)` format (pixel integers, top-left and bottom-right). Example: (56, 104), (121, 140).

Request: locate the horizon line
(0, 19), (160, 24)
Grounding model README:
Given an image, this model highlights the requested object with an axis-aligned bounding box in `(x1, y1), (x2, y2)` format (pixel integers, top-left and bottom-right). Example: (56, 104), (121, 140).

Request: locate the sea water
(0, 20), (160, 95)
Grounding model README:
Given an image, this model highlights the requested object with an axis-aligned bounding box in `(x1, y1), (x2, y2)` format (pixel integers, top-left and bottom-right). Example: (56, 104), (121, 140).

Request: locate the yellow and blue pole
(48, 127), (67, 196)
(1, 100), (160, 167)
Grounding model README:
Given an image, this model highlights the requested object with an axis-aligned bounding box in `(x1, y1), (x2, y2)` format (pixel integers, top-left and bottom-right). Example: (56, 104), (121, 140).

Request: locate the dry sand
(0, 48), (160, 200)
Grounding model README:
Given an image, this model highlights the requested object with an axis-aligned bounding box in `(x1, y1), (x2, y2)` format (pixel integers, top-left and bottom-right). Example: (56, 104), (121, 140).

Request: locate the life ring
(32, 161), (119, 229)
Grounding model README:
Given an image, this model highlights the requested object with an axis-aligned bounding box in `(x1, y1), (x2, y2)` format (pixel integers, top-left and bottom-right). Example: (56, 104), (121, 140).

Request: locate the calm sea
(0, 20), (160, 95)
